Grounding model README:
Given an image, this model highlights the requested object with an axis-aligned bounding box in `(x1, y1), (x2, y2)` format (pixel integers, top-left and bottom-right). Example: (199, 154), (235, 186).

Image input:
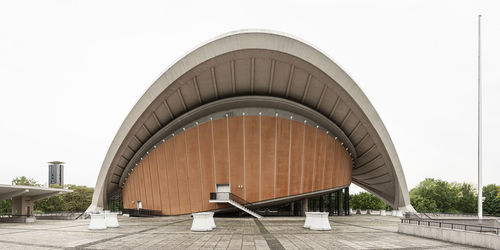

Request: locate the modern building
(88, 31), (414, 216)
(48, 161), (64, 186)
(0, 184), (72, 222)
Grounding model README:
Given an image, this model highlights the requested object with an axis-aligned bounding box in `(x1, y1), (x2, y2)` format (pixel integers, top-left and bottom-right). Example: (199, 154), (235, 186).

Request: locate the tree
(457, 183), (477, 214)
(34, 185), (94, 212)
(350, 192), (386, 210)
(483, 184), (500, 216)
(410, 195), (438, 212)
(60, 185), (94, 212)
(409, 178), (461, 213)
(11, 176), (40, 186)
(0, 199), (11, 214)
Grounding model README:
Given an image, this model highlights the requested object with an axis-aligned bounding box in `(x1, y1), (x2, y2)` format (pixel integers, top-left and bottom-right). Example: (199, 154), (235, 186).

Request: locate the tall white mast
(477, 14), (483, 219)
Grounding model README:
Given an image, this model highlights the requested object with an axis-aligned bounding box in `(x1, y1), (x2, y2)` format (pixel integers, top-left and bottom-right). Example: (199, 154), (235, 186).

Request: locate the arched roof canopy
(88, 30), (413, 212)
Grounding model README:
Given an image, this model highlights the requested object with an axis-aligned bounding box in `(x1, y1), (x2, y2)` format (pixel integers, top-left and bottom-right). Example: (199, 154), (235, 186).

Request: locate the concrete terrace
(0, 215), (478, 249)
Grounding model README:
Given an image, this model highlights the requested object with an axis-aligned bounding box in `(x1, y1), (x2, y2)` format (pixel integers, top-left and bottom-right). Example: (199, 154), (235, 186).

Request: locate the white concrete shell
(88, 30), (413, 212)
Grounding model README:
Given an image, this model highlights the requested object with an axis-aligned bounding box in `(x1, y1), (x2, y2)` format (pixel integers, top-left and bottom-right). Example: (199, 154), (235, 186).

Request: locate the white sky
(0, 0), (498, 194)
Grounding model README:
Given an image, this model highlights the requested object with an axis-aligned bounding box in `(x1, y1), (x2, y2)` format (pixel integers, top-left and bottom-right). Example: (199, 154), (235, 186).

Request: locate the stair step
(228, 200), (262, 219)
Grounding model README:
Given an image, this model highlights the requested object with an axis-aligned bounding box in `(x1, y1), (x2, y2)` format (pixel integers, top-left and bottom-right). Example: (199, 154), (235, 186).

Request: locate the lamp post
(477, 14), (483, 219)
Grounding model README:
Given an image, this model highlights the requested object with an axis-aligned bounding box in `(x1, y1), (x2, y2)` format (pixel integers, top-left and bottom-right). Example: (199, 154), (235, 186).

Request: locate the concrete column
(12, 197), (22, 215)
(12, 196), (34, 216)
(328, 193), (333, 215)
(301, 198), (308, 216)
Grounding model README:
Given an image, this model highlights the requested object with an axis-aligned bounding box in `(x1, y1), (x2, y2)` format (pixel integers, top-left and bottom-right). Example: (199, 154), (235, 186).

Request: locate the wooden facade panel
(260, 116), (276, 201)
(198, 122), (216, 210)
(165, 139), (180, 214)
(148, 150), (162, 211)
(331, 139), (340, 188)
(133, 167), (140, 208)
(175, 134), (191, 214)
(186, 127), (203, 212)
(155, 143), (171, 214)
(245, 116), (260, 202)
(137, 162), (148, 208)
(289, 120), (304, 196)
(343, 149), (352, 186)
(212, 119), (229, 184)
(228, 117), (244, 199)
(122, 180), (131, 209)
(313, 131), (327, 191)
(143, 157), (154, 210)
(121, 115), (353, 215)
(336, 147), (349, 188)
(130, 167), (138, 209)
(302, 125), (316, 193)
(275, 118), (290, 198)
(323, 137), (335, 189)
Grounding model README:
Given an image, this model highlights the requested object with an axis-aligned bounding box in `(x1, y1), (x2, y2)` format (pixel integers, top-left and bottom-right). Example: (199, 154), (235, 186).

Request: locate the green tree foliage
(409, 178), (500, 215)
(457, 183), (477, 214)
(350, 192), (386, 210)
(11, 176), (40, 186)
(0, 199), (12, 214)
(409, 179), (460, 213)
(34, 185), (94, 212)
(409, 195), (438, 212)
(483, 184), (500, 216)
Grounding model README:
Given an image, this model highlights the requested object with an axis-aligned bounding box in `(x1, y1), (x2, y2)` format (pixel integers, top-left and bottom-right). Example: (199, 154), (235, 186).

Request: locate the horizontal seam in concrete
(0, 239), (64, 249)
(68, 218), (190, 249)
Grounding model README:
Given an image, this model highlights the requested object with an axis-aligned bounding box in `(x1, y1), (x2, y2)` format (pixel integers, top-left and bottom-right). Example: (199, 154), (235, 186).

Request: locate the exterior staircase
(209, 192), (262, 219)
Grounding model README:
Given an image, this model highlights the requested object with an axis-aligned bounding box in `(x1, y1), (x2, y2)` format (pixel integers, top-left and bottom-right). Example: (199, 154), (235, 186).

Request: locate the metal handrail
(401, 218), (500, 235)
(34, 212), (83, 217)
(412, 212), (498, 218)
(122, 208), (162, 217)
(229, 193), (256, 208)
(209, 192), (256, 208)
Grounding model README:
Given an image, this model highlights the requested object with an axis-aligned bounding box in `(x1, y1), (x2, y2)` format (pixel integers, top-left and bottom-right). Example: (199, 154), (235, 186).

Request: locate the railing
(408, 212), (498, 218)
(401, 218), (500, 235)
(0, 214), (30, 223)
(122, 208), (162, 217)
(209, 192), (257, 209)
(34, 212), (83, 217)
(74, 211), (86, 220)
(229, 193), (256, 208)
(210, 192), (230, 201)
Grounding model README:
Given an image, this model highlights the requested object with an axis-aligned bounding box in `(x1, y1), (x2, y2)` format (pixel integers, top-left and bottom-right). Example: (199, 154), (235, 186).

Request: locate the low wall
(398, 223), (499, 249)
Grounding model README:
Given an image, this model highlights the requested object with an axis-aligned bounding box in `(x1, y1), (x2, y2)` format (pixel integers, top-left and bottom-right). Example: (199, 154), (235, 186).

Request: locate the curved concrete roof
(88, 30), (412, 212)
(0, 184), (72, 201)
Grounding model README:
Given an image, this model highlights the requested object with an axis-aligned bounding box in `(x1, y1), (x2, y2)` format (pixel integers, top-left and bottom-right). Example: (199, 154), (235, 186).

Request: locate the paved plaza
(0, 215), (477, 249)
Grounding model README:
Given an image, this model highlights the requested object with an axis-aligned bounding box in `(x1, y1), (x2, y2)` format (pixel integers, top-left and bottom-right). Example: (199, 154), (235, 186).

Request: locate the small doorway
(136, 200), (142, 210)
(216, 184), (230, 193)
(26, 206), (31, 217)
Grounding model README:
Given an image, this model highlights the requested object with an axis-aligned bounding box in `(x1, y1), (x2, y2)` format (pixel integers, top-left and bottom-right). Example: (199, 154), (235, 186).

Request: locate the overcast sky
(0, 0), (498, 194)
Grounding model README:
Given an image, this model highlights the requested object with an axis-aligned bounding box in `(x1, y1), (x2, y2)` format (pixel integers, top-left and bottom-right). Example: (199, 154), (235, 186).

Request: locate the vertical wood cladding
(122, 116), (352, 215)
(245, 116), (260, 202)
(228, 117), (244, 199)
(260, 116), (276, 201)
(275, 118), (291, 198)
(174, 134), (191, 214)
(198, 122), (216, 210)
(155, 143), (171, 214)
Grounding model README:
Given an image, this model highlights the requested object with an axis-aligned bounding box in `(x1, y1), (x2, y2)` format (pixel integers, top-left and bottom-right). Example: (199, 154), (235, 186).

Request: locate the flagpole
(477, 14), (483, 219)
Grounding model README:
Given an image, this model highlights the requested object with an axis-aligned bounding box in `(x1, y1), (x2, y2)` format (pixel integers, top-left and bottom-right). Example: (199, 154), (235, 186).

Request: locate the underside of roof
(88, 30), (412, 212)
(0, 184), (72, 201)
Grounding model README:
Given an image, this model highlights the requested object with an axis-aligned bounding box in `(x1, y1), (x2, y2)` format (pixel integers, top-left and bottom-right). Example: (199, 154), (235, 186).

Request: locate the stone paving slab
(0, 215), (480, 249)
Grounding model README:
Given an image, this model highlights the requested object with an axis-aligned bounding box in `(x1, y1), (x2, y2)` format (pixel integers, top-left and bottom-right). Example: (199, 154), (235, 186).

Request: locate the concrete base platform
(0, 215), (479, 249)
